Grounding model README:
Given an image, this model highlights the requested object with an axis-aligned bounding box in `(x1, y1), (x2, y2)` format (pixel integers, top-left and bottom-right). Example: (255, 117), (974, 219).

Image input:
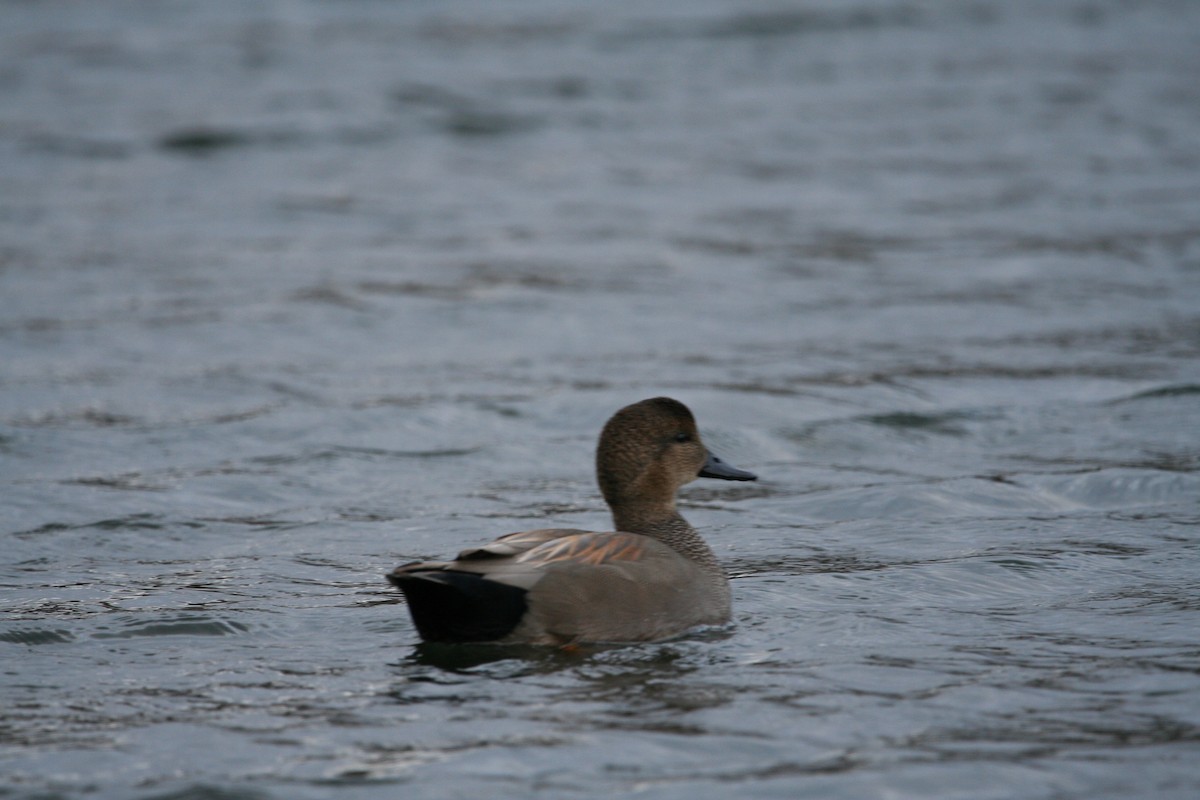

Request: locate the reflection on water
(3, 0), (1200, 798)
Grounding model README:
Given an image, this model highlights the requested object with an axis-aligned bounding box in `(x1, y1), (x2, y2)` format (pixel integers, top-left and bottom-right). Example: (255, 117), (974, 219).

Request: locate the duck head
(596, 397), (756, 515)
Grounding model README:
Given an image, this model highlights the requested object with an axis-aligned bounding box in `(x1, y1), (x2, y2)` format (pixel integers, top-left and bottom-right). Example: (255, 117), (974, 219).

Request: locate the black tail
(388, 570), (528, 642)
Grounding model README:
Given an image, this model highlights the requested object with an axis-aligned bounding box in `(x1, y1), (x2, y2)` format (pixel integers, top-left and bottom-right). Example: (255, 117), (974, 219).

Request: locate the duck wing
(385, 529), (612, 643)
(453, 527), (596, 560)
(392, 529), (656, 589)
(388, 530), (715, 644)
(515, 534), (727, 643)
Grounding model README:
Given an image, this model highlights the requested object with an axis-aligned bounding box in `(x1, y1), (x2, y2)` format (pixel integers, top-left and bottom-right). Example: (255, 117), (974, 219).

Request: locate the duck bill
(699, 451), (757, 481)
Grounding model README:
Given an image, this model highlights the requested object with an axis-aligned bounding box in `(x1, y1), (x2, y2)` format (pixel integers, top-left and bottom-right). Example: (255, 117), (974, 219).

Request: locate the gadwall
(387, 397), (756, 645)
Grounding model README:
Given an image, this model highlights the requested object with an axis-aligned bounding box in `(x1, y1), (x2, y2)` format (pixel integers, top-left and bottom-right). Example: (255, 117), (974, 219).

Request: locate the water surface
(3, 1), (1199, 798)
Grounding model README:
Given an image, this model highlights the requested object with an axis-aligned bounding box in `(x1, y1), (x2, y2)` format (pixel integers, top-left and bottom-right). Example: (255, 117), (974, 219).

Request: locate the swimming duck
(387, 397), (756, 645)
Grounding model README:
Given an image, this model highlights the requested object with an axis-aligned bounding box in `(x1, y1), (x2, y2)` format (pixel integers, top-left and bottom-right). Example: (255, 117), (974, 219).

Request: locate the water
(3, 1), (1199, 797)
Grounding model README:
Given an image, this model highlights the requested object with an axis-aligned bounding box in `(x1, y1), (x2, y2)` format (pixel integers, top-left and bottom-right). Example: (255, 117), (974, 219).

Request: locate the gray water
(3, 1), (1199, 798)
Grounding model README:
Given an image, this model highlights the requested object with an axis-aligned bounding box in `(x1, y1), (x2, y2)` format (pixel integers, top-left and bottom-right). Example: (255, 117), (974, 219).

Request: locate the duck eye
(673, 432), (691, 443)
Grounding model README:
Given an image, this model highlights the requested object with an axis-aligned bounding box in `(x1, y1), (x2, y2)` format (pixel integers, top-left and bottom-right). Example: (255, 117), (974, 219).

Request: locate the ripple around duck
(91, 615), (250, 640)
(1110, 383), (1200, 403)
(0, 628), (75, 645)
(137, 785), (275, 800)
(793, 477), (1073, 523)
(730, 541), (1145, 616)
(1027, 468), (1200, 509)
(860, 410), (979, 436)
(13, 512), (174, 538)
(907, 713), (1200, 752)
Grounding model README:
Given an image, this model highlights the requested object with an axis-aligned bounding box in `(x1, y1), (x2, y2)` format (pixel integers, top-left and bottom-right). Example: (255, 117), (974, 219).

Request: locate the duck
(387, 397), (757, 645)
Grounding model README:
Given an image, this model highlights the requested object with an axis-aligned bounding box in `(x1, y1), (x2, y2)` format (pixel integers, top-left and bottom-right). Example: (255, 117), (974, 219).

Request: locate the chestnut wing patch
(515, 533), (649, 567)
(457, 528), (593, 560)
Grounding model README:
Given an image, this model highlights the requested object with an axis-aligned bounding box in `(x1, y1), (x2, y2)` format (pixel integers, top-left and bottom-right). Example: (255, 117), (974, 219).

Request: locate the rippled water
(3, 1), (1199, 798)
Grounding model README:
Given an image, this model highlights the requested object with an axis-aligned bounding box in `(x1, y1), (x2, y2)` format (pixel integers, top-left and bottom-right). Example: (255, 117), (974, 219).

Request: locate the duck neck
(611, 505), (724, 575)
